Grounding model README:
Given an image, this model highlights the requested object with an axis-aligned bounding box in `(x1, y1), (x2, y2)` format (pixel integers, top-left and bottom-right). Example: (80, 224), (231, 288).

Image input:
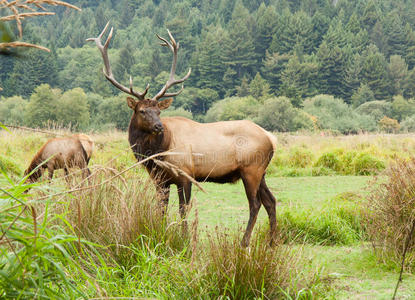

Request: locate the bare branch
(0, 41), (50, 51)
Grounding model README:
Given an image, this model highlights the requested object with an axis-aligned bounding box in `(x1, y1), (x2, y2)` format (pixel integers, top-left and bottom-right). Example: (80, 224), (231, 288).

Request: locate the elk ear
(157, 98), (173, 110)
(127, 97), (138, 110)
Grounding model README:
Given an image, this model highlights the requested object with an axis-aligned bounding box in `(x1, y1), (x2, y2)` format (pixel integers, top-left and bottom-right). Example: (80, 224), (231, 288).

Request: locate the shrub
(311, 166), (335, 176)
(356, 100), (392, 121)
(378, 116), (400, 133)
(401, 115), (415, 132)
(352, 153), (385, 175)
(255, 97), (313, 132)
(204, 96), (258, 122)
(287, 146), (314, 168)
(314, 151), (342, 172)
(303, 94), (376, 133)
(161, 107), (193, 119)
(363, 158), (415, 270)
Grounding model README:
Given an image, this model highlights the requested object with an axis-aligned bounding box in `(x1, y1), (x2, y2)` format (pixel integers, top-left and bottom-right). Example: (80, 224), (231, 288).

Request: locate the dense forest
(1, 0), (415, 133)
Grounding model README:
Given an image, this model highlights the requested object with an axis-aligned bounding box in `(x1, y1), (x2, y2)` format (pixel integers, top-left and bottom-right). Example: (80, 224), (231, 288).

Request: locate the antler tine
(86, 23), (149, 100)
(152, 29), (191, 101)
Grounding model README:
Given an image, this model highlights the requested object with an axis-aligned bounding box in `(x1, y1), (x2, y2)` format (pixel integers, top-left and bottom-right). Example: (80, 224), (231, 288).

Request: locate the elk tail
(264, 130), (277, 151)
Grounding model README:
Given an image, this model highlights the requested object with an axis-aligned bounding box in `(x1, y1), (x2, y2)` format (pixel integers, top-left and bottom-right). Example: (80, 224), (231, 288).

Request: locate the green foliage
(356, 100), (392, 121)
(352, 153), (385, 175)
(314, 151), (343, 172)
(56, 88), (90, 129)
(400, 115), (415, 132)
(0, 175), (89, 298)
(25, 84), (60, 128)
(277, 193), (364, 245)
(161, 107), (193, 119)
(303, 95), (376, 133)
(0, 154), (21, 175)
(204, 96), (258, 122)
(3, 0), (415, 132)
(95, 95), (132, 130)
(351, 84), (375, 108)
(256, 97), (313, 132)
(391, 95), (415, 121)
(0, 96), (27, 125)
(249, 72), (270, 101)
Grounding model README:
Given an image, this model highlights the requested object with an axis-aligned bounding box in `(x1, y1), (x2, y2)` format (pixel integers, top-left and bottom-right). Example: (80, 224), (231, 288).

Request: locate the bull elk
(87, 23), (278, 247)
(24, 134), (94, 183)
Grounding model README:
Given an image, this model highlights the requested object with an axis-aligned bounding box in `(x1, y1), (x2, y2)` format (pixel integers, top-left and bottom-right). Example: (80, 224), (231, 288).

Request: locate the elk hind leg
(258, 177), (277, 246)
(240, 168), (263, 247)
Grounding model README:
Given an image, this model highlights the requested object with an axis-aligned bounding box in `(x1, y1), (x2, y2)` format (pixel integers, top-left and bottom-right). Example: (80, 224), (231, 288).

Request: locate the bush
(161, 107), (193, 119)
(303, 94), (376, 133)
(255, 97), (313, 132)
(356, 100), (392, 121)
(314, 151), (342, 172)
(401, 115), (415, 132)
(352, 153), (385, 175)
(363, 158), (415, 270)
(287, 146), (314, 168)
(204, 96), (259, 122)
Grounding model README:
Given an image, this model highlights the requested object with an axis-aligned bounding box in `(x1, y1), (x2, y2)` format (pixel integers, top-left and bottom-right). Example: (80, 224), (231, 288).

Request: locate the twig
(0, 41), (51, 52)
(392, 218), (415, 300)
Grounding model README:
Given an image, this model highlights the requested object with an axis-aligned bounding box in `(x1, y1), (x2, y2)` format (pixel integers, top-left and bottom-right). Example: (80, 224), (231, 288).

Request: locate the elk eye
(139, 110), (145, 114)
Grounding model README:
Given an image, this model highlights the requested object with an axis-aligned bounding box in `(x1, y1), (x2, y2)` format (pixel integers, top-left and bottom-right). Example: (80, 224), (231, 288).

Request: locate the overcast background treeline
(1, 0), (415, 133)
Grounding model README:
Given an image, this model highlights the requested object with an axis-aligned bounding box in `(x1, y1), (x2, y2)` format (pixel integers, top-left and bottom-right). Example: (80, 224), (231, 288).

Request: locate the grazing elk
(24, 134), (94, 183)
(87, 23), (278, 247)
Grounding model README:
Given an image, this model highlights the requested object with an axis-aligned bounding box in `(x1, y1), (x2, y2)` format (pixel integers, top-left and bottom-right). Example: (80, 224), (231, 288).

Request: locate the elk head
(87, 23), (191, 135)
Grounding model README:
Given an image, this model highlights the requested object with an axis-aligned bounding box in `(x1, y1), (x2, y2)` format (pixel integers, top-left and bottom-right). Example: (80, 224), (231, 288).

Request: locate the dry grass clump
(52, 167), (190, 265)
(195, 228), (322, 299)
(363, 158), (415, 270)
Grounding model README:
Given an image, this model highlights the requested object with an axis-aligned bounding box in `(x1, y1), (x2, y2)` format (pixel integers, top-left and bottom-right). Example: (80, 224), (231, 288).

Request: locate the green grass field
(2, 130), (415, 298)
(172, 175), (415, 299)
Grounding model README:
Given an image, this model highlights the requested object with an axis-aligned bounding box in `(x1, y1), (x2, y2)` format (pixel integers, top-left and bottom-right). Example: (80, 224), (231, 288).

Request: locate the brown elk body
(24, 134), (94, 183)
(88, 24), (278, 247)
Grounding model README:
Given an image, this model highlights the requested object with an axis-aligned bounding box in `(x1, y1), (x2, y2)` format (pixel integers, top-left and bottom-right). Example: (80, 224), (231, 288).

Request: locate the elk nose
(154, 123), (163, 133)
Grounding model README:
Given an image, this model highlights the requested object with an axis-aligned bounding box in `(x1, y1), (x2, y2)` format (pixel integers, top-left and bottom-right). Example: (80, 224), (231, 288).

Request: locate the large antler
(86, 22), (149, 100)
(152, 30), (192, 101)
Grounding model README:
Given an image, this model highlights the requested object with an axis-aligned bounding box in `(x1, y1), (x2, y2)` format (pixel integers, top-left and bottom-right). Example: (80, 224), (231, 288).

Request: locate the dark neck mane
(128, 118), (170, 165)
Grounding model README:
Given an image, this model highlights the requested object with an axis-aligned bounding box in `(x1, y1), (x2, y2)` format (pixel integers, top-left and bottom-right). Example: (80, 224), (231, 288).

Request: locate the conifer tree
(360, 44), (391, 100)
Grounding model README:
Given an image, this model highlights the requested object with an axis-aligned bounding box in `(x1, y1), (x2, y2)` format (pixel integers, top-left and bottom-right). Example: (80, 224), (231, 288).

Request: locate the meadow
(1, 129), (415, 299)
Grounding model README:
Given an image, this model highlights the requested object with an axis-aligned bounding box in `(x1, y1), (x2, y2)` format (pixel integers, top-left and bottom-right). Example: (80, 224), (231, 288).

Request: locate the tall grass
(51, 167), (190, 266)
(194, 228), (324, 299)
(276, 191), (364, 245)
(364, 158), (415, 271)
(0, 172), (90, 298)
